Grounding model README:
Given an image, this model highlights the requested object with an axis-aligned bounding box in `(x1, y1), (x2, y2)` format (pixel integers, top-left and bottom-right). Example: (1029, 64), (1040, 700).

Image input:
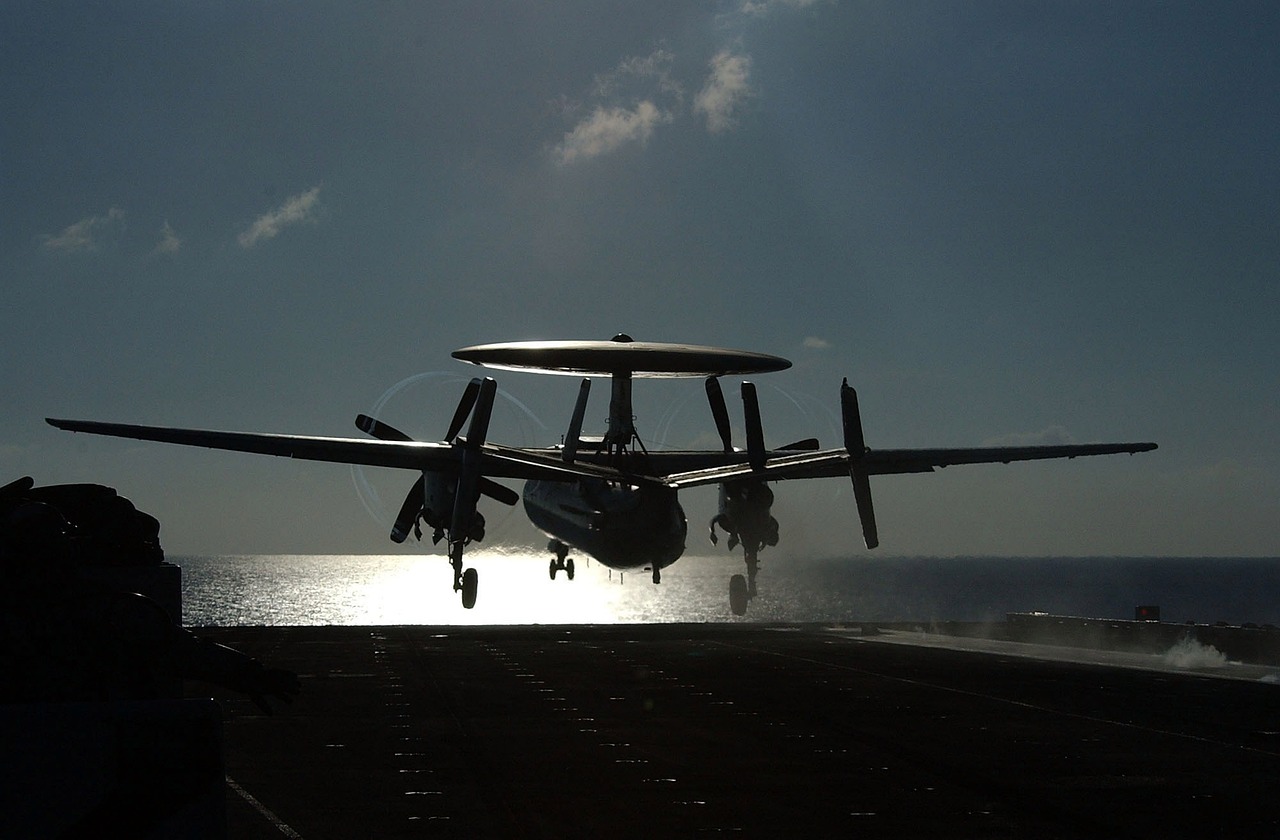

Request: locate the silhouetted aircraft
(48, 335), (1156, 614)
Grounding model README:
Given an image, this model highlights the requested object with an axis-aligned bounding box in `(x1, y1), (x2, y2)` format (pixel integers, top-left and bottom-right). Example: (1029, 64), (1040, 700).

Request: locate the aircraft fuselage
(522, 479), (686, 572)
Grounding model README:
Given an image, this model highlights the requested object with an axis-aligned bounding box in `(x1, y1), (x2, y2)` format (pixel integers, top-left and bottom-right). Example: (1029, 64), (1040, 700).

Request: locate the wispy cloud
(554, 49), (685, 165)
(593, 48), (683, 103)
(739, 0), (824, 16)
(238, 185), (322, 248)
(555, 102), (671, 164)
(42, 207), (124, 252)
(152, 220), (181, 256)
(554, 3), (823, 163)
(694, 51), (752, 133)
(803, 336), (831, 350)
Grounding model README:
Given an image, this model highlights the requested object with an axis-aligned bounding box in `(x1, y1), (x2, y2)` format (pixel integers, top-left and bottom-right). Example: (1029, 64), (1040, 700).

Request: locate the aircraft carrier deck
(202, 623), (1280, 838)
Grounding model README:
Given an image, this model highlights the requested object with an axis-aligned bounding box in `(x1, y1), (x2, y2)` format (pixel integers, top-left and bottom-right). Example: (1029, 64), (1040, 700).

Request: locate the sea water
(175, 553), (1280, 628)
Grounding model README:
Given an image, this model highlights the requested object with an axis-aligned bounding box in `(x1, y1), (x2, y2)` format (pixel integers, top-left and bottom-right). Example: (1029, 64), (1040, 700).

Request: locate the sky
(3, 1), (1277, 558)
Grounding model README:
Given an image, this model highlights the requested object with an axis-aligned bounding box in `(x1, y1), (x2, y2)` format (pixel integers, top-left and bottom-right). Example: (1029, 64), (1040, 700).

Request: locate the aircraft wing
(44, 418), (658, 485)
(483, 442), (666, 485)
(663, 441), (1159, 488)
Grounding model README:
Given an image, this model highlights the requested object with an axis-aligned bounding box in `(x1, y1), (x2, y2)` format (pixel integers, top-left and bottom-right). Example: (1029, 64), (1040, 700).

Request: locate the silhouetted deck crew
(0, 478), (298, 712)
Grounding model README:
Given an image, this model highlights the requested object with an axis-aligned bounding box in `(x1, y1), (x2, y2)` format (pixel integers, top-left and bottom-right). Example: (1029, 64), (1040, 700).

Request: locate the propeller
(444, 377), (481, 442)
(354, 408), (424, 541)
(708, 377), (817, 457)
(562, 378), (591, 463)
(705, 377), (767, 468)
(355, 414), (413, 442)
(841, 378), (879, 550)
(449, 377), (497, 561)
(355, 377), (515, 545)
(390, 475), (426, 543)
(741, 381), (766, 471)
(705, 377), (733, 453)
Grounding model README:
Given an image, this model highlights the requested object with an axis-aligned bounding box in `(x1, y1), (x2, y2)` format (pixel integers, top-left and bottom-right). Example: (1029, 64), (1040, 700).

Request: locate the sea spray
(1163, 636), (1228, 669)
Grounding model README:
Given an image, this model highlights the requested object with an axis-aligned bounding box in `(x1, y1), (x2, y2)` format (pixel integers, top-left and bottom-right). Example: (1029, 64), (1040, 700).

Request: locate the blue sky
(4, 1), (1276, 557)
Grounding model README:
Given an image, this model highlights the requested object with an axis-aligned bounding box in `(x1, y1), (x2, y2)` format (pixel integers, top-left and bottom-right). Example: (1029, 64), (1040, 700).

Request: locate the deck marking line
(227, 774), (304, 839)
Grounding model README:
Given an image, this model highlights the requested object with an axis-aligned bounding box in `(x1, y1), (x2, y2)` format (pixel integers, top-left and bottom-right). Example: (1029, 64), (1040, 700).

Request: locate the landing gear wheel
(461, 567), (478, 609)
(548, 540), (574, 583)
(729, 574), (748, 616)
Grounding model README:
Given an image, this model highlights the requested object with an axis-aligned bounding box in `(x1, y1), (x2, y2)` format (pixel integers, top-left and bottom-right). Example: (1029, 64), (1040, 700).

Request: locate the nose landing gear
(548, 539), (576, 580)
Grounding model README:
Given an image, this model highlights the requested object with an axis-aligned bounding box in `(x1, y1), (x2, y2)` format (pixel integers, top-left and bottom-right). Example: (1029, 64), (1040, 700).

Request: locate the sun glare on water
(353, 550), (623, 625)
(179, 551), (755, 626)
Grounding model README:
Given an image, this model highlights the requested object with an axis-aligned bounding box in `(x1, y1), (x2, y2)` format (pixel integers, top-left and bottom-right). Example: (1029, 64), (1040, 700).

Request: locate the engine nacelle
(420, 472), (485, 544)
(709, 479), (778, 553)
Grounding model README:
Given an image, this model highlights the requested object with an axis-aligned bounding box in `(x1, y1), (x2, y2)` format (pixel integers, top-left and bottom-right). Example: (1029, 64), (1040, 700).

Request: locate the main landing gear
(548, 539), (575, 581)
(728, 550), (761, 616)
(450, 542), (479, 609)
(713, 518), (769, 616)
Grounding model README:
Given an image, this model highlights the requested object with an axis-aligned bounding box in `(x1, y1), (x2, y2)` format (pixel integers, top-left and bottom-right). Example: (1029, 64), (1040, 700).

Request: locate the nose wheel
(548, 539), (575, 581)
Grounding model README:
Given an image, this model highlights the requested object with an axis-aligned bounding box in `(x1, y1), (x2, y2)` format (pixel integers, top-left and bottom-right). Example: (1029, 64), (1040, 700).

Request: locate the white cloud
(42, 207), (124, 252)
(552, 2), (822, 160)
(803, 336), (831, 350)
(238, 185), (322, 248)
(555, 101), (671, 164)
(694, 51), (751, 133)
(153, 220), (181, 255)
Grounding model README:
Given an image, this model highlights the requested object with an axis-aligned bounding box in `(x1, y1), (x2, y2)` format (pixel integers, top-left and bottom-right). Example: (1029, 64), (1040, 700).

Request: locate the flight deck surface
(201, 623), (1280, 838)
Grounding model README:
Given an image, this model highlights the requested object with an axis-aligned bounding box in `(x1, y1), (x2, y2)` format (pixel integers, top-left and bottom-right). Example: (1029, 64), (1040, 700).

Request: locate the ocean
(176, 552), (1280, 628)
